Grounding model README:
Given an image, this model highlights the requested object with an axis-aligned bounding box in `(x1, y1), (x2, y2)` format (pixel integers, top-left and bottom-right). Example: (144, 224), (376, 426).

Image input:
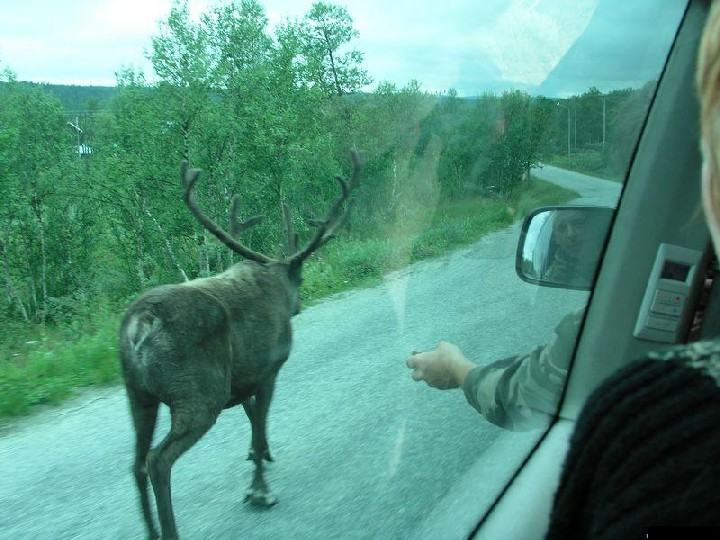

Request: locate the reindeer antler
(181, 151), (361, 266)
(181, 161), (275, 264)
(288, 150), (362, 265)
(229, 196), (264, 239)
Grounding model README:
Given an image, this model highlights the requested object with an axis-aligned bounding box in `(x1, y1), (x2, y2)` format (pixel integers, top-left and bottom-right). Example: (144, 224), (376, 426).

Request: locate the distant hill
(0, 81), (117, 112)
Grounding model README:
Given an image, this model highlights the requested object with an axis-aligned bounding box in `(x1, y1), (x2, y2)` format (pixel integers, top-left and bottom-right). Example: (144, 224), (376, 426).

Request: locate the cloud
(476, 0), (598, 86)
(0, 0), (165, 84)
(0, 0), (688, 95)
(259, 0), (514, 93)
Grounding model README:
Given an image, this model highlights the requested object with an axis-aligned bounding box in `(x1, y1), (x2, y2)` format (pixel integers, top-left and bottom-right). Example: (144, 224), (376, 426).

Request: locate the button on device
(646, 315), (680, 333)
(654, 289), (686, 306)
(650, 301), (683, 317)
(634, 244), (702, 343)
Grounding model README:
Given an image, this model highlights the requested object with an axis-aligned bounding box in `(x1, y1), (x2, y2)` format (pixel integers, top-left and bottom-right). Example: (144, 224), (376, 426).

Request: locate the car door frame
(473, 1), (711, 537)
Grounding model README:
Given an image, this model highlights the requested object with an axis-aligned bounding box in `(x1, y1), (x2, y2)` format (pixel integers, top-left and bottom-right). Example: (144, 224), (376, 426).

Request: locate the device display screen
(661, 260), (690, 282)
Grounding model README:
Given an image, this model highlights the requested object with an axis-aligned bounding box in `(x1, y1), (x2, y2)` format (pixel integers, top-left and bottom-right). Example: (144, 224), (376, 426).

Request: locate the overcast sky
(0, 0), (686, 96)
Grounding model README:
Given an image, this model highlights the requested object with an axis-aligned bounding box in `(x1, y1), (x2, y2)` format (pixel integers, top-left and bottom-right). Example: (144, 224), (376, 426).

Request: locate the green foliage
(292, 1), (371, 96)
(540, 84), (655, 180)
(0, 81), (116, 111)
(300, 178), (576, 307)
(413, 90), (554, 200)
(483, 92), (554, 197)
(0, 0), (634, 419)
(0, 78), (90, 324)
(604, 82), (656, 178)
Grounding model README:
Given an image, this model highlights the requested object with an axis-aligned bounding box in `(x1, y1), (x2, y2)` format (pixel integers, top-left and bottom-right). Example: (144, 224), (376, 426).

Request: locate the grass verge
(0, 178), (576, 421)
(0, 316), (119, 419)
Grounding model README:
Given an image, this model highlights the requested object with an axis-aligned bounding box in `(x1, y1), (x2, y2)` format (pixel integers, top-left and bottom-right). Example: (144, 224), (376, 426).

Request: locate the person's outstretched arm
(407, 310), (581, 430)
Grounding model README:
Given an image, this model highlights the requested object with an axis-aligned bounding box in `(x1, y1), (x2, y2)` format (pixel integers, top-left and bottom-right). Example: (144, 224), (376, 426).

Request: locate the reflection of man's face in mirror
(525, 207), (612, 289)
(553, 211), (586, 254)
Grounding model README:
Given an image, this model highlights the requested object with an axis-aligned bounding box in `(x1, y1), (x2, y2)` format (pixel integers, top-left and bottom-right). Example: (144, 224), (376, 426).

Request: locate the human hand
(406, 341), (476, 390)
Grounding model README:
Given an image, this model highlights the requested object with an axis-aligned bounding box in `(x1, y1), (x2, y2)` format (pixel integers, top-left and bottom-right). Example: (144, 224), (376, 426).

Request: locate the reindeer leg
(242, 397), (273, 462)
(241, 398), (257, 461)
(128, 391), (160, 540)
(147, 405), (218, 540)
(244, 375), (278, 506)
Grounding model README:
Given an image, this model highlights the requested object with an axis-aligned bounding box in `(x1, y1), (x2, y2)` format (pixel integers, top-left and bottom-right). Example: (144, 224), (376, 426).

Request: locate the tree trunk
(28, 277), (38, 321)
(198, 231), (210, 277)
(30, 195), (48, 326)
(145, 207), (189, 282)
(136, 232), (147, 290)
(134, 188), (149, 290)
(215, 246), (224, 273)
(0, 240), (30, 322)
(322, 29), (343, 96)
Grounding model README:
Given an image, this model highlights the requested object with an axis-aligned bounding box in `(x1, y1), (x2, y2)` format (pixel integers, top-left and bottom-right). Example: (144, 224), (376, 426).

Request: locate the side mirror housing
(516, 206), (614, 291)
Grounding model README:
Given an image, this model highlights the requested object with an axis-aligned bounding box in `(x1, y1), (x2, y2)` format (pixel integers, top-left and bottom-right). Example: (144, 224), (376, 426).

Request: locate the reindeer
(119, 152), (361, 540)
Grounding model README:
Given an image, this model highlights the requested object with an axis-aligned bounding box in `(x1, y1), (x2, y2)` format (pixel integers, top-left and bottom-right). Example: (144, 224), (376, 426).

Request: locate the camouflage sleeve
(461, 310), (583, 431)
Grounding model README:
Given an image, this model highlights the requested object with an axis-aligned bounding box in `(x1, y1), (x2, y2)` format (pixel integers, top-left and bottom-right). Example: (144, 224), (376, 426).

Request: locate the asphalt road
(533, 163), (622, 206)
(0, 167), (620, 540)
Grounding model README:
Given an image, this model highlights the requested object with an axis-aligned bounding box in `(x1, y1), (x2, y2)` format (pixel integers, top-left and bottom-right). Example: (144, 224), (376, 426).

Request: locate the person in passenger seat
(546, 5), (720, 537)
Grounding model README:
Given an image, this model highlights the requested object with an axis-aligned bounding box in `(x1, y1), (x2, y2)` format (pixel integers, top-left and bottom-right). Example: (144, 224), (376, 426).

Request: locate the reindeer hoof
(244, 488), (278, 507)
(247, 449), (274, 462)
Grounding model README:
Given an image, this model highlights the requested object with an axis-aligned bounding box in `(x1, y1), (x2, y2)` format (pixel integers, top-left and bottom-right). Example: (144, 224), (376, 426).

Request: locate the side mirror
(516, 206), (614, 291)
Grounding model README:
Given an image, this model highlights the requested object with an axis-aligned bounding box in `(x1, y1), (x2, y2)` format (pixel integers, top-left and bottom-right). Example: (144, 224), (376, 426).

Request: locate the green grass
(0, 178), (576, 422)
(0, 317), (119, 418)
(299, 176), (575, 304)
(514, 175), (580, 216)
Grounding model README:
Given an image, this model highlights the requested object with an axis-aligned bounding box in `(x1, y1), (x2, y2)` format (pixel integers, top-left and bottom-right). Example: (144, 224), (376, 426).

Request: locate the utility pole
(75, 116), (81, 154)
(557, 101), (571, 156)
(568, 106), (571, 155)
(602, 95), (606, 148)
(66, 117), (82, 159)
(573, 99), (577, 152)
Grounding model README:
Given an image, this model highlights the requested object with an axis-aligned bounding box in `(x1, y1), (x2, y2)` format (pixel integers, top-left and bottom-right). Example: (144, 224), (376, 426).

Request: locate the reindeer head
(180, 151), (362, 315)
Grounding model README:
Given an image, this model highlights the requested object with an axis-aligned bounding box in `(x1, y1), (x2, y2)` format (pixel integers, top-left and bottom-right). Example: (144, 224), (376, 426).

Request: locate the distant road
(0, 165), (613, 540)
(533, 163), (622, 207)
